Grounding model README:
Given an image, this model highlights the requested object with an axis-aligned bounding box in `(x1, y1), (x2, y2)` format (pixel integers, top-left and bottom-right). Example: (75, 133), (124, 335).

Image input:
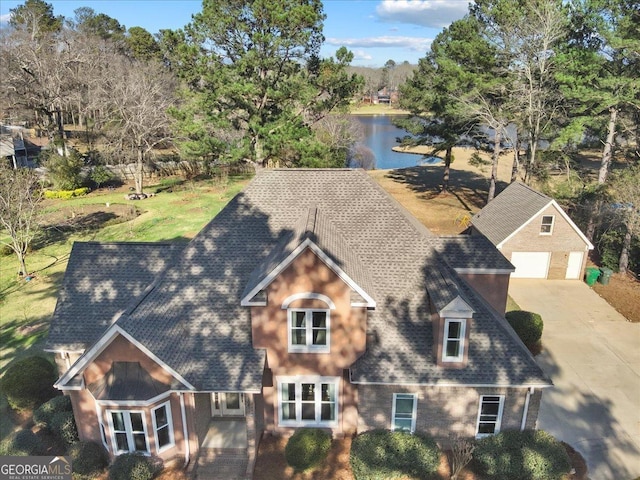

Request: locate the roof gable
(472, 182), (593, 250)
(55, 326), (194, 391)
(241, 208), (376, 308)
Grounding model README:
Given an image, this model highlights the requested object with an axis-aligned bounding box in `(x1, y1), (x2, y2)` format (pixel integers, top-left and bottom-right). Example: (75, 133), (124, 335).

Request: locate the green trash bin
(585, 266), (600, 286)
(599, 267), (613, 285)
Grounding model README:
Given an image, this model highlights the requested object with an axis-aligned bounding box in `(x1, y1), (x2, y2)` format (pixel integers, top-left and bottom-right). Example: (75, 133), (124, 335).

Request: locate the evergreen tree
(171, 0), (360, 167)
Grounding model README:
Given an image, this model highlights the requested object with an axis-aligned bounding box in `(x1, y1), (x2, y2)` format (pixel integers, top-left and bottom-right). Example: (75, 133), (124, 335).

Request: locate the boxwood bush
(0, 429), (46, 456)
(0, 356), (58, 411)
(68, 441), (109, 478)
(109, 453), (162, 480)
(50, 411), (79, 445)
(350, 429), (440, 480)
(474, 429), (571, 480)
(285, 428), (332, 472)
(505, 310), (543, 348)
(34, 395), (72, 429)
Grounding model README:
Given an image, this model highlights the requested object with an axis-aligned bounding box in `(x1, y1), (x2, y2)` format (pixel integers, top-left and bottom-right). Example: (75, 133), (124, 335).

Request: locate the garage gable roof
(472, 182), (593, 250)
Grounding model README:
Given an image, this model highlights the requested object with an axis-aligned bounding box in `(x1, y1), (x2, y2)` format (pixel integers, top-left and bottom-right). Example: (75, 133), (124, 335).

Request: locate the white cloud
(326, 36), (431, 52)
(0, 13), (12, 24)
(375, 0), (470, 29)
(353, 49), (373, 61)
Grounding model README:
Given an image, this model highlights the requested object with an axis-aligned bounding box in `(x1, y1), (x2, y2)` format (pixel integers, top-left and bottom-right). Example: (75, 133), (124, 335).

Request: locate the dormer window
(540, 215), (554, 234)
(288, 309), (330, 353)
(442, 318), (466, 362)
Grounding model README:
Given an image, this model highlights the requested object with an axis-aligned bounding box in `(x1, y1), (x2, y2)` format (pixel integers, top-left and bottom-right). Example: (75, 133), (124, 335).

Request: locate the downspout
(521, 387), (534, 431)
(180, 393), (190, 467)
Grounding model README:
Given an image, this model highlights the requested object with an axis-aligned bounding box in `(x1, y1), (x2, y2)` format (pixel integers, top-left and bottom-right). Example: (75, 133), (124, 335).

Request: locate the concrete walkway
(509, 280), (640, 480)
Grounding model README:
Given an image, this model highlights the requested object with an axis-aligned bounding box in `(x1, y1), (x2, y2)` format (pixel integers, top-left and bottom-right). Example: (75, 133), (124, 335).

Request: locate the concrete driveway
(509, 280), (640, 480)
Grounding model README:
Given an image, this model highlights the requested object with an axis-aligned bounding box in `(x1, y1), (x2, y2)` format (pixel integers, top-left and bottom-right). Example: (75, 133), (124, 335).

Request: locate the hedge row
(44, 187), (90, 199)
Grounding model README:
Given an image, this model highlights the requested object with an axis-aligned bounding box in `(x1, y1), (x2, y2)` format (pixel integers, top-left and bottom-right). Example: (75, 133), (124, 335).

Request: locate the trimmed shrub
(34, 395), (72, 429)
(350, 429), (440, 480)
(285, 428), (332, 472)
(474, 429), (571, 480)
(108, 453), (163, 480)
(50, 411), (79, 445)
(0, 429), (46, 456)
(44, 187), (90, 199)
(68, 441), (109, 477)
(505, 310), (543, 348)
(0, 356), (58, 411)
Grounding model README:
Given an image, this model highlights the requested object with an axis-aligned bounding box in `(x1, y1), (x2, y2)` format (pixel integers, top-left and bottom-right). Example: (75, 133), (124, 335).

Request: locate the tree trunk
(598, 106), (618, 184)
(585, 199), (600, 241)
(442, 146), (452, 193)
(618, 226), (632, 275)
(254, 136), (267, 168)
(488, 129), (501, 202)
(17, 250), (28, 276)
(510, 133), (520, 183)
(135, 147), (144, 194)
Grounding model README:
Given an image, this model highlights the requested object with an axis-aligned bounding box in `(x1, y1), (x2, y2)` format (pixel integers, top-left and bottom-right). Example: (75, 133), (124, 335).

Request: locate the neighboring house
(46, 169), (550, 476)
(471, 182), (594, 280)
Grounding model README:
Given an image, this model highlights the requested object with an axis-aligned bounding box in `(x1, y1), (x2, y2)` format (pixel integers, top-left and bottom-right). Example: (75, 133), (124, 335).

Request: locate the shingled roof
(471, 182), (553, 245)
(431, 235), (514, 272)
(46, 242), (183, 352)
(53, 170), (550, 391)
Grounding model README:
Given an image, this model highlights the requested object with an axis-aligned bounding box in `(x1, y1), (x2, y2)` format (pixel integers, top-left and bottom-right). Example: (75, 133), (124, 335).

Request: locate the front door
(211, 393), (245, 416)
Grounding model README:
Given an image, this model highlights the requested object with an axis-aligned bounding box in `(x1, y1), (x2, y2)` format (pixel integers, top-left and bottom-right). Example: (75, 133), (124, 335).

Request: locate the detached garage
(471, 182), (593, 280)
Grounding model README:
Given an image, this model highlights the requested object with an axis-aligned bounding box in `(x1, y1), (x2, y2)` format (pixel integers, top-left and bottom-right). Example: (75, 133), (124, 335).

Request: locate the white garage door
(510, 252), (551, 278)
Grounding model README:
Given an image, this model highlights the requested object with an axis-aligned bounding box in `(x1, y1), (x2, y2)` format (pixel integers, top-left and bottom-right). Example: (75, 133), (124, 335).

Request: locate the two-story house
(46, 169), (550, 475)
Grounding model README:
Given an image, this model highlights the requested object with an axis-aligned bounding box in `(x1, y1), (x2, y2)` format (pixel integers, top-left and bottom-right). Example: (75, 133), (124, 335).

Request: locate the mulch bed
(253, 435), (587, 480)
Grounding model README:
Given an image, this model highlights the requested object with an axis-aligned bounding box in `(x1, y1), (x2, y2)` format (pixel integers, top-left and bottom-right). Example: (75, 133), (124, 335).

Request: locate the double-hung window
(442, 318), (466, 362)
(288, 309), (330, 353)
(109, 410), (149, 454)
(152, 402), (174, 452)
(392, 393), (417, 433)
(476, 395), (505, 437)
(279, 377), (339, 427)
(540, 215), (554, 234)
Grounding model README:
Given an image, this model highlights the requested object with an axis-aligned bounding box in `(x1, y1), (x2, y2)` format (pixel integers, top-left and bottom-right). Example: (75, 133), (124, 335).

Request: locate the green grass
(0, 174), (252, 378)
(506, 295), (521, 312)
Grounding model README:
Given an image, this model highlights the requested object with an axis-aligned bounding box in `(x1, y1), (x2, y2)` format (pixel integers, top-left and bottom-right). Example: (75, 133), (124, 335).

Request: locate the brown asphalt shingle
(51, 170), (550, 391)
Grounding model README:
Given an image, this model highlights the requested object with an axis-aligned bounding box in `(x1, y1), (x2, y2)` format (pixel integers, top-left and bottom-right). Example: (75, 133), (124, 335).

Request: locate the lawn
(0, 174), (251, 390)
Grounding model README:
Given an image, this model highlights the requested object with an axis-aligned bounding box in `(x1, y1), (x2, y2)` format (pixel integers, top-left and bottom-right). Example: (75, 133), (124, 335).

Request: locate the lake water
(351, 115), (436, 170)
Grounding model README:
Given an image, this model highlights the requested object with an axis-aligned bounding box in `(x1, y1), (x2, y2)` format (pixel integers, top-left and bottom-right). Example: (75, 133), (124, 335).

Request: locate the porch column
(245, 394), (257, 478)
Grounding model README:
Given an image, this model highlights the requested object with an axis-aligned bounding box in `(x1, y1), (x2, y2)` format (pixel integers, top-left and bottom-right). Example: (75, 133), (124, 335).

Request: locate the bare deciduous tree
(0, 166), (43, 276)
(96, 58), (178, 194)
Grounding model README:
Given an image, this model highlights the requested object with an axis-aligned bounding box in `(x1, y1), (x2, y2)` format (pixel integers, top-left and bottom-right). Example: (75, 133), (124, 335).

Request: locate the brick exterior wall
(251, 247), (366, 436)
(500, 204), (589, 280)
(457, 273), (510, 314)
(66, 334), (187, 462)
(357, 385), (542, 443)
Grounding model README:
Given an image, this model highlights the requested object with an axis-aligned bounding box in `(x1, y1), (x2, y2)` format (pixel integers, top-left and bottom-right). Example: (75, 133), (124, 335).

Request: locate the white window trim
(442, 318), (466, 363)
(277, 376), (339, 428)
(107, 409), (150, 455)
(391, 393), (417, 434)
(151, 401), (175, 454)
(287, 308), (331, 353)
(475, 395), (505, 438)
(540, 215), (555, 235)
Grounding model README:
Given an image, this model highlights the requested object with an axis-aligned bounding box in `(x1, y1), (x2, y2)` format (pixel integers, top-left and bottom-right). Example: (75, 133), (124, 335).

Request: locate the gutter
(180, 393), (190, 468)
(521, 387), (534, 430)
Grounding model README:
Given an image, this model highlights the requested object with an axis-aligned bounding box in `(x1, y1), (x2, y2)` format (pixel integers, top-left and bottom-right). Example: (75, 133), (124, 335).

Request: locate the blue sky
(0, 0), (471, 67)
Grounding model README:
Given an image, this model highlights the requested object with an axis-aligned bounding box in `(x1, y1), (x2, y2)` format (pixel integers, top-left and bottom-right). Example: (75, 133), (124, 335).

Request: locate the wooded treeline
(397, 0), (639, 274)
(0, 0), (638, 274)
